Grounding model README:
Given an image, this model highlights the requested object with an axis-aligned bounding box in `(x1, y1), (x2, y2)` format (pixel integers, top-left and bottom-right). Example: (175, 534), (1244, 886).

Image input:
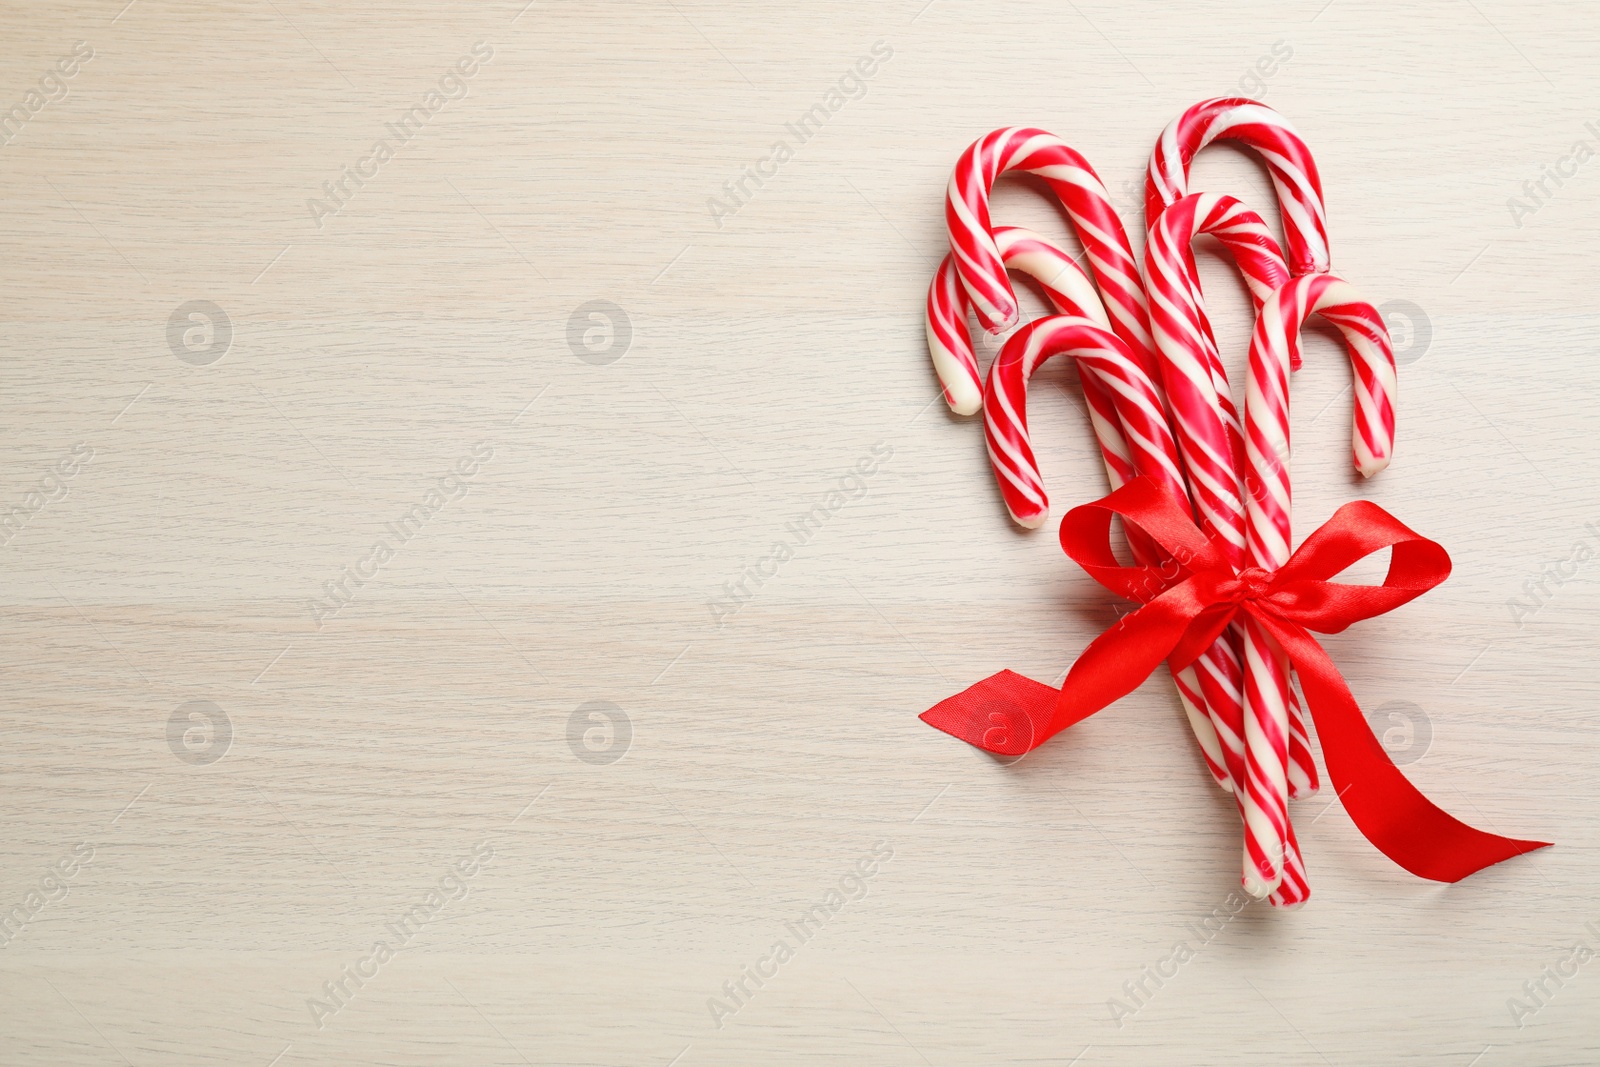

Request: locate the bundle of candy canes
(919, 98), (1547, 906)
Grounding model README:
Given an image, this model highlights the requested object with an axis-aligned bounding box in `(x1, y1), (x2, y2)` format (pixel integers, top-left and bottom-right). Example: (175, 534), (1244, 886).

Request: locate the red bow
(922, 477), (1549, 884)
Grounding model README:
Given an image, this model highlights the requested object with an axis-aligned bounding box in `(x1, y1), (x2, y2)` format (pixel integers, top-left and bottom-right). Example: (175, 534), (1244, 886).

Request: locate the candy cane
(1146, 103), (1348, 796)
(929, 230), (1232, 787)
(1145, 100), (1335, 774)
(1240, 274), (1397, 897)
(985, 314), (1237, 790)
(963, 231), (1253, 794)
(943, 128), (1157, 386)
(1145, 98), (1329, 278)
(1143, 192), (1320, 904)
(1144, 192), (1286, 549)
(1147, 103), (1385, 901)
(987, 318), (1185, 522)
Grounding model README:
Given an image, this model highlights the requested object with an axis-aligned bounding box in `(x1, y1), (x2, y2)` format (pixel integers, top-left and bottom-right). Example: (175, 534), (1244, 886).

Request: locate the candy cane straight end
(944, 383), (983, 418)
(964, 304), (1019, 338)
(986, 307), (1021, 335)
(1011, 505), (1048, 531)
(1241, 869), (1281, 900)
(1355, 450), (1391, 479)
(1290, 780), (1320, 801)
(960, 287), (1020, 337)
(1242, 824), (1287, 899)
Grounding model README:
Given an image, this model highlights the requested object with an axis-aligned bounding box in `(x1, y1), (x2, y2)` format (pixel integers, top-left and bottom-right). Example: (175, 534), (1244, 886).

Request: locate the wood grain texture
(1, 1), (1597, 1064)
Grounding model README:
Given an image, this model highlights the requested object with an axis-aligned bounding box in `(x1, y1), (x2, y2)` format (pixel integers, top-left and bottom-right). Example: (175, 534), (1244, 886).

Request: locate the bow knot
(922, 476), (1549, 887)
(1232, 567), (1274, 601)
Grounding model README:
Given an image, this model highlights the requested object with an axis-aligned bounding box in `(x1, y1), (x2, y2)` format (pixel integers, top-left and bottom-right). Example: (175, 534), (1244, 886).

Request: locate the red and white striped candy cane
(1239, 274), (1397, 898)
(1146, 98), (1330, 278)
(930, 231), (1233, 787)
(1144, 192), (1287, 551)
(986, 318), (1186, 520)
(943, 128), (1157, 385)
(984, 315), (1236, 789)
(1143, 192), (1320, 904)
(1142, 195), (1322, 776)
(1146, 103), (1343, 779)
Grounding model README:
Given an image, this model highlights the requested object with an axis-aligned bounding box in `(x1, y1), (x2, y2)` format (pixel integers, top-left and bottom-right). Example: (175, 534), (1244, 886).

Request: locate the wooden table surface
(2, 2), (1597, 1064)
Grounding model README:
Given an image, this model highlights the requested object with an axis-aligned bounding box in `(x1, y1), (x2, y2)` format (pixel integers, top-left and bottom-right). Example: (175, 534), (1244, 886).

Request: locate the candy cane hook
(930, 232), (1236, 788)
(985, 315), (1240, 789)
(1146, 98), (1330, 278)
(943, 127), (1157, 389)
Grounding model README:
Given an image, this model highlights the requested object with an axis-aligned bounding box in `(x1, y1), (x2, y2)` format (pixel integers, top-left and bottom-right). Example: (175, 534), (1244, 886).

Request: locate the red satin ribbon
(923, 477), (1549, 884)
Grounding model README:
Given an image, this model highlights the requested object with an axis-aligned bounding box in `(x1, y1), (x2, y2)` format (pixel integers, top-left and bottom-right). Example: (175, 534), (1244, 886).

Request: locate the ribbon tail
(1257, 612), (1551, 883)
(1053, 595), (1197, 731)
(923, 591), (1200, 757)
(920, 669), (1064, 757)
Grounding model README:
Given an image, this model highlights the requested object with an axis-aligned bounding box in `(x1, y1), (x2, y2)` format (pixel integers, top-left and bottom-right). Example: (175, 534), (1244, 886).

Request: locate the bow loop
(1057, 477), (1235, 602)
(1264, 499), (1452, 633)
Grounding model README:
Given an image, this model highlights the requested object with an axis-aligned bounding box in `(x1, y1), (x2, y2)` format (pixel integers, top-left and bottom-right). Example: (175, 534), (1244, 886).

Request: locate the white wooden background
(2, 2), (1597, 1064)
